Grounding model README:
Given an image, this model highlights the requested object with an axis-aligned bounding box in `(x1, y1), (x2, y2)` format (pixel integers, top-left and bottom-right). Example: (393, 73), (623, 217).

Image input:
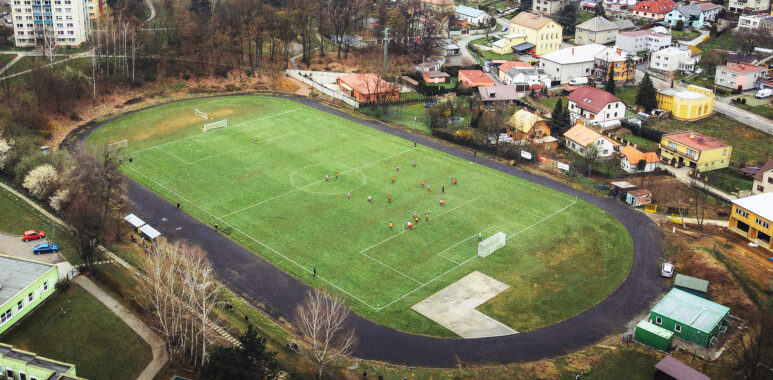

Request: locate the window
(17, 300), (22, 311)
(28, 292), (33, 302)
(756, 218), (770, 229)
(735, 208), (749, 218)
(42, 280), (48, 291)
(758, 185), (765, 192)
(668, 141), (677, 149)
(674, 324), (682, 333)
(655, 316), (662, 325)
(20, 372), (26, 380)
(0, 309), (11, 325)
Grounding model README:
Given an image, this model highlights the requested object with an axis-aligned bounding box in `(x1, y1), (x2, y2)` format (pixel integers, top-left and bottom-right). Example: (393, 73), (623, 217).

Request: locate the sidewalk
(74, 276), (168, 380)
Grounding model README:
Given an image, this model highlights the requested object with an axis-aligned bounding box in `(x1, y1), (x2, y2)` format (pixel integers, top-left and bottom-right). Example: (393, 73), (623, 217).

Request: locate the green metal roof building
(0, 343), (85, 380)
(650, 288), (730, 348)
(635, 320), (674, 351)
(674, 274), (709, 298)
(0, 255), (59, 336)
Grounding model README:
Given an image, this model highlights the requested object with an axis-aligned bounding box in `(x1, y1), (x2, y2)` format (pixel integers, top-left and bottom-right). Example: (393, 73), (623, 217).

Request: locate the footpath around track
(85, 94), (668, 367)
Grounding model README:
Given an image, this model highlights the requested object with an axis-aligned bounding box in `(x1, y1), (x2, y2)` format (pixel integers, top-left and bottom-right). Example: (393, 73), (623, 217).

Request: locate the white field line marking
(435, 226), (498, 264)
(506, 200), (577, 241)
(220, 147), (415, 218)
(359, 197), (481, 254)
(186, 127), (308, 165)
(126, 165), (381, 311)
(360, 251), (423, 285)
(490, 198), (543, 220)
(130, 108), (301, 156)
(154, 145), (191, 165)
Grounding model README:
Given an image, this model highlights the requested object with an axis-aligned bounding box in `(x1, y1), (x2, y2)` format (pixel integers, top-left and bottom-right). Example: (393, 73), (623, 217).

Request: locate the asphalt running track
(73, 94), (666, 367)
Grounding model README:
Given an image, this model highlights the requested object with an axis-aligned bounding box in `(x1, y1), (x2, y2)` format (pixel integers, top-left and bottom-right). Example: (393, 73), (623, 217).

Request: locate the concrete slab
(411, 271), (517, 338)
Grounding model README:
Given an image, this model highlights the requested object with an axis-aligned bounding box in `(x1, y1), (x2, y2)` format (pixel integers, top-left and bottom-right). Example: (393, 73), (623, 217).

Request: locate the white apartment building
(539, 43), (607, 84)
(615, 30), (672, 55)
(11, 0), (90, 47)
(649, 46), (699, 73)
(729, 0), (770, 13)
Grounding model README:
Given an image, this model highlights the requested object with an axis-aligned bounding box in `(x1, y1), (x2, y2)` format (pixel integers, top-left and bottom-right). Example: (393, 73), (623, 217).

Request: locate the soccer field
(88, 96), (633, 337)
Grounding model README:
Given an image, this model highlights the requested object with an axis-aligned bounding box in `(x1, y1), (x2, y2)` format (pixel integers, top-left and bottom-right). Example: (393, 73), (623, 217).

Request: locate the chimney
(616, 48), (621, 55)
(689, 133), (695, 139)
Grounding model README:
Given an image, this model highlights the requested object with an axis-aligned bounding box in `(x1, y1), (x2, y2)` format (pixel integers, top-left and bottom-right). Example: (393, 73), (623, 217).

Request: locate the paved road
(74, 94), (666, 367)
(634, 69), (773, 135)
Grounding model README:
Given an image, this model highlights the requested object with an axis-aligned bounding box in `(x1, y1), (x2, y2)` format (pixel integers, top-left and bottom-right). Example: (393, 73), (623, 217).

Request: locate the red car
(22, 230), (45, 241)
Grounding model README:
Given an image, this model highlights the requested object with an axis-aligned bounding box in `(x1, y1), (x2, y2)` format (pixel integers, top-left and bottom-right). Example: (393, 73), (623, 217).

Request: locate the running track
(70, 94), (666, 367)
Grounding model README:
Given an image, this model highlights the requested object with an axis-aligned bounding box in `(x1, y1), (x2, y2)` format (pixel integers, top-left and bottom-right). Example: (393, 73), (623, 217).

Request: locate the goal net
(108, 139), (128, 151)
(478, 232), (506, 257)
(203, 119), (227, 132)
(195, 108), (209, 120)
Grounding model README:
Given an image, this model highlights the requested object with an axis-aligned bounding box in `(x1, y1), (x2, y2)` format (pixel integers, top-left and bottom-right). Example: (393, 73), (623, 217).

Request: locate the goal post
(195, 108), (209, 120)
(107, 139), (128, 151)
(203, 119), (227, 132)
(478, 232), (506, 258)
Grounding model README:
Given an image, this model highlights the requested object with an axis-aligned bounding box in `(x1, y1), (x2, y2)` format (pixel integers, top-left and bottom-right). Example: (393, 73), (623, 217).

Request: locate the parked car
(482, 65), (490, 73)
(755, 88), (773, 99)
(1, 11), (8, 16)
(33, 242), (59, 254)
(568, 77), (588, 86)
(22, 230), (45, 241)
(661, 263), (674, 278)
(4, 18), (11, 24)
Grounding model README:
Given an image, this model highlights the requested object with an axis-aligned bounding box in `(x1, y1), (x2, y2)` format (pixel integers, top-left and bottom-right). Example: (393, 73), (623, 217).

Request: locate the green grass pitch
(88, 96), (633, 337)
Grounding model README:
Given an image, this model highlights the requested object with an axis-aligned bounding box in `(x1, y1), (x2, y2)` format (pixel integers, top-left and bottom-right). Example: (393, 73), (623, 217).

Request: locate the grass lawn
(700, 167), (753, 192)
(622, 133), (659, 152)
(650, 114), (773, 167)
(615, 86), (637, 107)
(0, 53), (16, 69)
(358, 102), (432, 134)
(538, 96), (562, 110)
(736, 102), (773, 120)
(0, 184), (83, 264)
(87, 96), (633, 337)
(2, 284), (152, 380)
(576, 10), (594, 24)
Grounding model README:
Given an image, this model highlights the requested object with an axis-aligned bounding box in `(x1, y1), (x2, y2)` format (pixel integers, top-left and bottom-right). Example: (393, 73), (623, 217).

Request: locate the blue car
(33, 242), (59, 254)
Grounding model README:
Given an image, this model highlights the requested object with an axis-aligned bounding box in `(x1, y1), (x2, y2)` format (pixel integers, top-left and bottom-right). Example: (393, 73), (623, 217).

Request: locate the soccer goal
(195, 108), (209, 120)
(478, 232), (506, 258)
(108, 139), (128, 151)
(203, 119), (227, 132)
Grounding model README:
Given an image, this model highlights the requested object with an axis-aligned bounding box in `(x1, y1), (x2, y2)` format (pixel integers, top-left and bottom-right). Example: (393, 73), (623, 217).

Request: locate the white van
(568, 77), (588, 86)
(755, 88), (773, 98)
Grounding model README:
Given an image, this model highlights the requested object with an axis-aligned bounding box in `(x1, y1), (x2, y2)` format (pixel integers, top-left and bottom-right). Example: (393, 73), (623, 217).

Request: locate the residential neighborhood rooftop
(753, 160), (773, 181)
(655, 356), (711, 380)
(620, 145), (659, 164)
(478, 85), (520, 101)
(651, 288), (729, 334)
(632, 0), (677, 14)
(620, 30), (669, 37)
(563, 123), (605, 147)
(0, 255), (54, 306)
(337, 73), (395, 95)
(695, 2), (722, 10)
(510, 12), (555, 29)
(674, 274), (709, 294)
(455, 5), (486, 18)
(663, 131), (728, 151)
(567, 86), (622, 114)
(540, 44), (606, 64)
(576, 16), (619, 32)
(732, 192), (773, 222)
(721, 63), (766, 73)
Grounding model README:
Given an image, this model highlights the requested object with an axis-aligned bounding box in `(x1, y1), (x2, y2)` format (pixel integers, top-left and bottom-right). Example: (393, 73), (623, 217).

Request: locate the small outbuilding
(674, 274), (709, 298)
(124, 213), (146, 233)
(649, 288), (729, 348)
(626, 189), (652, 207)
(654, 356), (711, 380)
(635, 319), (674, 351)
(139, 224), (162, 241)
(609, 181), (637, 201)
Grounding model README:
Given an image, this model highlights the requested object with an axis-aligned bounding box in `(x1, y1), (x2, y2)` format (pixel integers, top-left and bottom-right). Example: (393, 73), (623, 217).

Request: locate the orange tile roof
(721, 63), (766, 73)
(564, 123), (608, 147)
(458, 70), (495, 86)
(620, 145), (659, 164)
(497, 61), (532, 73)
(632, 0), (677, 14)
(510, 12), (557, 30)
(663, 131), (729, 151)
(337, 74), (396, 95)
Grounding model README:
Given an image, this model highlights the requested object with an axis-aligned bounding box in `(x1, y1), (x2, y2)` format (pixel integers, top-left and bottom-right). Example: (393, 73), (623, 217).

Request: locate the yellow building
(659, 131), (731, 172)
(729, 192), (773, 252)
(509, 12), (563, 56)
(491, 33), (528, 55)
(656, 85), (714, 121)
(594, 46), (637, 83)
(88, 0), (103, 20)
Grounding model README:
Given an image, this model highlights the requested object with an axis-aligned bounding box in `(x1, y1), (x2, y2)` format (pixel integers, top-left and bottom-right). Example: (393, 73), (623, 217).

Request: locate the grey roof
(478, 85), (520, 101)
(674, 4), (702, 18)
(675, 274), (709, 294)
(0, 255), (55, 306)
(124, 213), (146, 228)
(455, 5), (486, 18)
(576, 16), (619, 32)
(140, 224), (162, 239)
(512, 42), (535, 51)
(0, 344), (75, 377)
(614, 19), (636, 30)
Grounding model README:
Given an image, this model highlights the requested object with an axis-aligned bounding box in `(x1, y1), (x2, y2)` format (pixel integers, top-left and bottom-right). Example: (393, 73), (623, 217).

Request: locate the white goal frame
(478, 232), (506, 257)
(195, 108), (209, 120)
(108, 139), (128, 151)
(203, 119), (227, 132)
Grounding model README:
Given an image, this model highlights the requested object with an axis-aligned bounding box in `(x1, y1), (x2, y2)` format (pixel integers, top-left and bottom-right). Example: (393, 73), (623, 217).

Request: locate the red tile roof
(632, 0), (677, 14)
(458, 70), (495, 87)
(753, 160), (773, 181)
(567, 86), (622, 114)
(337, 74), (396, 95)
(663, 131), (729, 151)
(620, 145), (659, 164)
(721, 63), (766, 73)
(695, 2), (722, 10)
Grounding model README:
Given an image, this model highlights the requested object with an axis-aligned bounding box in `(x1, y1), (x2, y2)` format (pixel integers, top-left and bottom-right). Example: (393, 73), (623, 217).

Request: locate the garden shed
(609, 181), (637, 201)
(654, 356), (710, 380)
(649, 288), (729, 348)
(635, 319), (674, 351)
(626, 189), (652, 207)
(674, 274), (709, 298)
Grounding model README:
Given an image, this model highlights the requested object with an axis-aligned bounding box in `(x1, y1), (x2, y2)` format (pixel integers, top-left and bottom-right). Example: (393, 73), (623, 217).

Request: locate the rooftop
(595, 46), (634, 63)
(0, 344), (76, 378)
(614, 19), (636, 30)
(655, 356), (711, 380)
(619, 30), (670, 38)
(510, 12), (557, 30)
(732, 192), (773, 223)
(620, 145), (659, 164)
(695, 2), (722, 10)
(650, 288), (729, 334)
(674, 274), (709, 294)
(752, 159), (773, 181)
(674, 4), (702, 18)
(455, 5), (486, 18)
(498, 61), (532, 73)
(720, 63), (766, 73)
(337, 73), (396, 95)
(632, 0), (677, 13)
(540, 43), (606, 64)
(458, 70), (495, 86)
(0, 255), (55, 306)
(663, 131), (728, 151)
(478, 85), (520, 101)
(637, 319), (674, 340)
(563, 123), (604, 147)
(567, 86), (622, 114)
(576, 16), (619, 32)
(508, 109), (544, 133)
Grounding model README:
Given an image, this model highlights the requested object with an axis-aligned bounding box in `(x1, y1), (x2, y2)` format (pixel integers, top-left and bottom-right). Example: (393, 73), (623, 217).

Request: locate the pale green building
(0, 343), (84, 380)
(0, 254), (59, 336)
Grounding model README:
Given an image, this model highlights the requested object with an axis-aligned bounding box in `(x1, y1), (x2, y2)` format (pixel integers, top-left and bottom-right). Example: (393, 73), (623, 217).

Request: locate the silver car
(661, 263), (674, 278)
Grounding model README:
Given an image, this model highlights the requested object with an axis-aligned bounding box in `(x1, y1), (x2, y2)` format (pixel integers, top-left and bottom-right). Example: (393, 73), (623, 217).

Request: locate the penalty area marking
(289, 164), (367, 196)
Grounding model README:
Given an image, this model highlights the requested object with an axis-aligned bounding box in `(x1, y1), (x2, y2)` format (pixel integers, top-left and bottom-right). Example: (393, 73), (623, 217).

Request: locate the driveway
(0, 232), (62, 265)
(67, 94), (666, 367)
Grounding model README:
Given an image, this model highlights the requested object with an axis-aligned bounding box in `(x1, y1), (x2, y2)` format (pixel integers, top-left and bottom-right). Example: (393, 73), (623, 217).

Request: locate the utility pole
(382, 27), (389, 72)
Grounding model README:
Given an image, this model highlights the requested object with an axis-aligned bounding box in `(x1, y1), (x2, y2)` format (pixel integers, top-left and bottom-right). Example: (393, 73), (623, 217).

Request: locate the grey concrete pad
(412, 271), (517, 338)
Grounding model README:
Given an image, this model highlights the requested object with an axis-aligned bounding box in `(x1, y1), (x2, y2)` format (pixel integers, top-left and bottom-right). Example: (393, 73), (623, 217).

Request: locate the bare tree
(322, 0), (368, 58)
(478, 103), (510, 153)
(726, 313), (773, 380)
(295, 290), (357, 380)
(40, 26), (58, 65)
(581, 142), (600, 179)
(688, 175), (709, 228)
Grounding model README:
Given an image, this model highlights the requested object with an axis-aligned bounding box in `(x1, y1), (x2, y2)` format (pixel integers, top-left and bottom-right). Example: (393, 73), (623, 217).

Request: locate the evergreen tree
(519, 0), (533, 12)
(710, 23), (718, 37)
(200, 325), (279, 380)
(550, 98), (572, 135)
(635, 73), (658, 112)
(557, 3), (578, 35)
(605, 67), (615, 94)
(594, 1), (605, 16)
(674, 19), (684, 31)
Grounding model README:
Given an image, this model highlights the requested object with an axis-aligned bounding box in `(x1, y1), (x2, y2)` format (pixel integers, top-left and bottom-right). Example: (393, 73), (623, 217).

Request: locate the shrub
(49, 188), (69, 212)
(70, 111), (81, 121)
(182, 73), (191, 80)
(741, 98), (747, 104)
(22, 164), (59, 200)
(56, 278), (71, 291)
(0, 139), (10, 171)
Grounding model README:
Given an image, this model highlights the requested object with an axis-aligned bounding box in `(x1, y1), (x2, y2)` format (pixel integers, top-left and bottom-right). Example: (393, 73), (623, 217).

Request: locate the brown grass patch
(521, 361), (560, 379)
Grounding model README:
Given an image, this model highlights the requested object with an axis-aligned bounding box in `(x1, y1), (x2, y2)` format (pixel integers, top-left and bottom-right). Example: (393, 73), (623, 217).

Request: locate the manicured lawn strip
(736, 102), (773, 120)
(538, 96), (561, 110)
(2, 284), (152, 380)
(87, 96), (633, 337)
(0, 184), (82, 264)
(622, 133), (658, 152)
(615, 86), (637, 107)
(359, 102), (432, 134)
(650, 115), (773, 166)
(700, 167), (752, 192)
